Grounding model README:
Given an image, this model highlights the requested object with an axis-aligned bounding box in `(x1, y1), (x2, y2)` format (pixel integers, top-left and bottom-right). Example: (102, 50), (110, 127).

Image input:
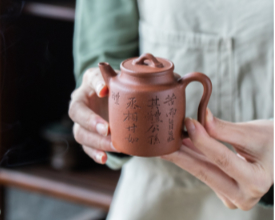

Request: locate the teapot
(99, 53), (212, 157)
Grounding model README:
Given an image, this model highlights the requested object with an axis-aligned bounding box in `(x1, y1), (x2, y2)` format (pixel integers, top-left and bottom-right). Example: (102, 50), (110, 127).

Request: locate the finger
(205, 109), (255, 151)
(82, 145), (107, 164)
(83, 68), (108, 97)
(69, 96), (109, 135)
(162, 146), (239, 197)
(215, 192), (237, 209)
(73, 123), (118, 152)
(182, 138), (204, 155)
(185, 118), (250, 180)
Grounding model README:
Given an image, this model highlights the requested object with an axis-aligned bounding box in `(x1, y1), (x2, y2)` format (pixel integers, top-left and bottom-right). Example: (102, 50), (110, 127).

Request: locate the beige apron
(107, 0), (274, 219)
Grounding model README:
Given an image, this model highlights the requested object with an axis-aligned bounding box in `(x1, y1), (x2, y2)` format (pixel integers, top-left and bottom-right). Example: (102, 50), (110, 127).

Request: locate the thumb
(204, 108), (250, 148)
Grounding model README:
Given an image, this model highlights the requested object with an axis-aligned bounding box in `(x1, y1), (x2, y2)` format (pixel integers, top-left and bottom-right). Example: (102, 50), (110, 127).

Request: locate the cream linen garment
(107, 0), (274, 219)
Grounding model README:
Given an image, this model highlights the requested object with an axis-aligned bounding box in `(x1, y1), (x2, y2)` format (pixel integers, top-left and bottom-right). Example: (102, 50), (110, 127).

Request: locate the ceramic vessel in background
(99, 53), (212, 157)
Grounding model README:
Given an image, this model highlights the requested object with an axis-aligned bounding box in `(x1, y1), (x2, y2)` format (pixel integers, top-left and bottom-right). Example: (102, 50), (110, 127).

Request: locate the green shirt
(73, 0), (139, 88)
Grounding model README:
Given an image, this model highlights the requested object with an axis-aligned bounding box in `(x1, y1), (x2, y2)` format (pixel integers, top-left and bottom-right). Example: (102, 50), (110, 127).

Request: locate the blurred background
(0, 1), (120, 219)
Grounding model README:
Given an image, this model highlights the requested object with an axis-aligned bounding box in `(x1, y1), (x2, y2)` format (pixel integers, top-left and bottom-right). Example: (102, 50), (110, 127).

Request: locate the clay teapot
(99, 53), (212, 157)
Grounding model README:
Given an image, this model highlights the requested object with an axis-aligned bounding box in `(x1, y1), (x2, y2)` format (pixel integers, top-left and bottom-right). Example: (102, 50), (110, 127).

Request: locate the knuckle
(214, 153), (230, 169)
(194, 170), (208, 183)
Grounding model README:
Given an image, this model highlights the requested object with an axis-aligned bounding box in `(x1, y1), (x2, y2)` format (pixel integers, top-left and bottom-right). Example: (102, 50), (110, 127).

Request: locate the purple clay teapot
(99, 53), (212, 157)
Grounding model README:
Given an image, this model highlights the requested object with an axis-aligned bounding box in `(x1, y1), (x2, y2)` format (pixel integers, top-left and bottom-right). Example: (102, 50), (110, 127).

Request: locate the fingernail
(206, 108), (213, 122)
(96, 83), (105, 96)
(96, 123), (108, 136)
(186, 117), (195, 132)
(95, 152), (104, 164)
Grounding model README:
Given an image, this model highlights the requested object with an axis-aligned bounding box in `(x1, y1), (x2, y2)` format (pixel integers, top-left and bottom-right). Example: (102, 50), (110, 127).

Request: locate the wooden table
(0, 165), (120, 211)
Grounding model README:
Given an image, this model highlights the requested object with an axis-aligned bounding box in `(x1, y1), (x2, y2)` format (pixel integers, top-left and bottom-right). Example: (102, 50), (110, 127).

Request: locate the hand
(69, 68), (119, 164)
(162, 109), (274, 210)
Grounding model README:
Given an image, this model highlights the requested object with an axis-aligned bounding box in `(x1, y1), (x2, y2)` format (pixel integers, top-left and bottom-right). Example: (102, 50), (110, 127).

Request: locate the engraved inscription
(124, 97), (140, 143)
(147, 109), (162, 123)
(146, 96), (162, 144)
(163, 93), (176, 106)
(126, 123), (137, 133)
(166, 108), (177, 118)
(148, 134), (160, 145)
(169, 118), (174, 130)
(147, 124), (159, 133)
(167, 130), (175, 142)
(125, 134), (139, 143)
(124, 111), (138, 122)
(112, 92), (120, 105)
(148, 96), (160, 109)
(164, 93), (177, 142)
(126, 97), (140, 109)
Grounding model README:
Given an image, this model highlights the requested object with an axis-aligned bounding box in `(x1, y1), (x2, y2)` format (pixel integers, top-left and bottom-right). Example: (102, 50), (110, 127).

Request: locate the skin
(69, 68), (119, 164)
(69, 67), (273, 210)
(162, 109), (274, 210)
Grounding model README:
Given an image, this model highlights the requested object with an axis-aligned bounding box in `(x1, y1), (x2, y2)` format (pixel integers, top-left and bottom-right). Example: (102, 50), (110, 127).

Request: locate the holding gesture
(162, 109), (273, 210)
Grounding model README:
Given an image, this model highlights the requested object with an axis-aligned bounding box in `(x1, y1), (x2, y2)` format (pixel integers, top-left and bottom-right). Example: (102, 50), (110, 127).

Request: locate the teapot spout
(98, 62), (117, 86)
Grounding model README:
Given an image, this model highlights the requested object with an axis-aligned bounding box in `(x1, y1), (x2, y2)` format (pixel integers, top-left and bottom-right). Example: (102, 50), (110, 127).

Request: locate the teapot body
(99, 53), (212, 157)
(108, 75), (185, 156)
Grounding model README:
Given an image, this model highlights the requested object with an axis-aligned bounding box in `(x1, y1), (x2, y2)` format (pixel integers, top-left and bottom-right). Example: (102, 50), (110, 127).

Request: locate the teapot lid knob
(132, 53), (164, 68)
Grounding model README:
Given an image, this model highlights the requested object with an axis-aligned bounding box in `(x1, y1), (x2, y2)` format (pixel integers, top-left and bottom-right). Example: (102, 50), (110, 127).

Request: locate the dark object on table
(42, 116), (94, 171)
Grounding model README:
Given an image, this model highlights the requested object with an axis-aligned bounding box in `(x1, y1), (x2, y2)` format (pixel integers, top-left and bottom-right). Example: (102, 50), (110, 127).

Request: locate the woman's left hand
(162, 109), (274, 210)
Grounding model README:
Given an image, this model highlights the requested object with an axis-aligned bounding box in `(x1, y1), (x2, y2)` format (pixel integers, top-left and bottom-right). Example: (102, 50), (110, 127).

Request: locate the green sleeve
(73, 0), (139, 169)
(73, 0), (139, 88)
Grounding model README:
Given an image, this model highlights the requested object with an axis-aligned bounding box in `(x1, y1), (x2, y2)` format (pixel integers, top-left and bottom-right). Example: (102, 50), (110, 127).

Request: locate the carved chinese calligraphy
(112, 92), (120, 105)
(148, 134), (160, 145)
(124, 111), (138, 122)
(146, 96), (162, 144)
(148, 96), (160, 108)
(163, 93), (176, 106)
(164, 94), (177, 142)
(126, 123), (137, 133)
(126, 97), (140, 109)
(124, 97), (140, 143)
(125, 134), (139, 143)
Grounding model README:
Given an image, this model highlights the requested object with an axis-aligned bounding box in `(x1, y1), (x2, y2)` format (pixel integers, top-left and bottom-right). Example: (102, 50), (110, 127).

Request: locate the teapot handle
(179, 72), (212, 138)
(132, 53), (164, 68)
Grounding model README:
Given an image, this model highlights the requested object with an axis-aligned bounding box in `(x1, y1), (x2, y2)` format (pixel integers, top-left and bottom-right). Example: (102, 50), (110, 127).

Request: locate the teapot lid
(120, 53), (174, 76)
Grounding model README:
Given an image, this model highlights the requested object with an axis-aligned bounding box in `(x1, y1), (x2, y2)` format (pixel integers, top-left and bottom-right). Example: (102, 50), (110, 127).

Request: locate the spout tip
(98, 62), (109, 66)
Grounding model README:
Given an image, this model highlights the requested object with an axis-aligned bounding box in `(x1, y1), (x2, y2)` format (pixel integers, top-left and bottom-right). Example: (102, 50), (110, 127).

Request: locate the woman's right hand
(69, 68), (119, 164)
